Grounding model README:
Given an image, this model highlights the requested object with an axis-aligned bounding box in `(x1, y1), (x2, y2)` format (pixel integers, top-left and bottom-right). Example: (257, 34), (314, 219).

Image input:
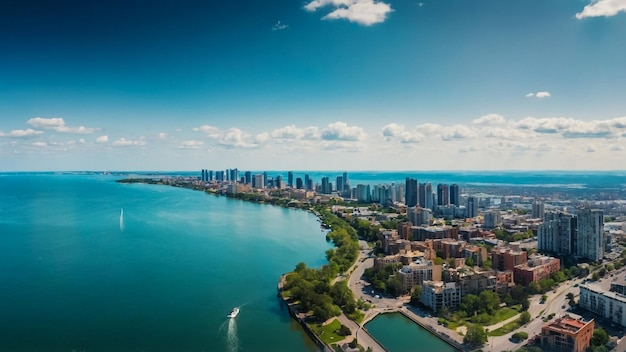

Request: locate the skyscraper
(321, 177), (331, 194)
(467, 196), (478, 218)
(288, 171), (293, 188)
(437, 184), (449, 206)
(450, 184), (460, 206)
(425, 183), (434, 210)
(245, 171), (252, 185)
(405, 178), (418, 207)
(577, 208), (604, 261)
(295, 177), (303, 190)
(532, 200), (545, 219)
(538, 212), (577, 255)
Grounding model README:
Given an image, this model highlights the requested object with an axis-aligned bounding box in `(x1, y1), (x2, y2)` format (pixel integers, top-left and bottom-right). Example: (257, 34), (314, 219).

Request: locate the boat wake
(119, 208), (125, 232)
(226, 318), (239, 352)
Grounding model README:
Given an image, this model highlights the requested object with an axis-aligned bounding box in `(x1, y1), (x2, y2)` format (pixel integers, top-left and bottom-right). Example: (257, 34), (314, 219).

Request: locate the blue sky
(1, 0), (626, 171)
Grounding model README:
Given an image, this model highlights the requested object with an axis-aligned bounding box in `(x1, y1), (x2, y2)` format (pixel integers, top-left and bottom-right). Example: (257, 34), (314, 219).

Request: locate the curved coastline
(116, 177), (464, 352)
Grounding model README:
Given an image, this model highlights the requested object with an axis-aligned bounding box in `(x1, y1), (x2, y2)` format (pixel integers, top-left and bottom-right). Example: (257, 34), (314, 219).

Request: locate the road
(331, 240), (386, 352)
(489, 278), (580, 352)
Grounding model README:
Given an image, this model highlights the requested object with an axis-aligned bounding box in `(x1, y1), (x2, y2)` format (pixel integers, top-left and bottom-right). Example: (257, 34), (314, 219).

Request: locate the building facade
(541, 314), (594, 352)
(577, 208), (605, 261)
(421, 280), (462, 313)
(579, 283), (626, 327)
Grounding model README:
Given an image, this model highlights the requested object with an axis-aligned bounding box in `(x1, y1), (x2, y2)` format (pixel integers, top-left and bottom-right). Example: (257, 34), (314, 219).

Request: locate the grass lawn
(488, 319), (522, 336)
(444, 305), (522, 330)
(310, 319), (346, 345)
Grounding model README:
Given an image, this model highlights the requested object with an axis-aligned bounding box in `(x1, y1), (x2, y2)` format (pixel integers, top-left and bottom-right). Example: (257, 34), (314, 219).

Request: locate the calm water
(0, 174), (332, 351)
(365, 313), (457, 352)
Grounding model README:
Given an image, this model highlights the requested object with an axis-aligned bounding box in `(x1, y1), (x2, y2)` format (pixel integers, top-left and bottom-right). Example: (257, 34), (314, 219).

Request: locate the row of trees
(362, 263), (403, 296)
(282, 206), (362, 322)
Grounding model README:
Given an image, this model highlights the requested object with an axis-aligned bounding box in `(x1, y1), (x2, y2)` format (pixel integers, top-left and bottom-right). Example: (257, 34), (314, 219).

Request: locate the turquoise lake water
(365, 313), (457, 352)
(0, 174), (332, 351)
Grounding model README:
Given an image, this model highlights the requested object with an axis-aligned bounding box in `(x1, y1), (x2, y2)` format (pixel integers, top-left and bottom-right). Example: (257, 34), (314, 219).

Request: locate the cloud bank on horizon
(2, 114), (626, 170)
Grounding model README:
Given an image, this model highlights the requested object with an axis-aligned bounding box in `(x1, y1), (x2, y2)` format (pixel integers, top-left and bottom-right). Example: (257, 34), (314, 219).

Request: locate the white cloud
(321, 122), (367, 141)
(515, 116), (625, 138)
(112, 138), (146, 147)
(485, 127), (531, 140)
(219, 128), (258, 149)
(576, 0), (626, 19)
(472, 114), (506, 125)
(525, 91), (551, 99)
(27, 117), (97, 134)
(96, 135), (109, 143)
(0, 128), (44, 138)
(381, 123), (424, 143)
(271, 124), (317, 139)
(156, 132), (168, 140)
(272, 20), (288, 31)
(304, 0), (393, 26)
(179, 140), (204, 149)
(32, 141), (48, 147)
(381, 123), (405, 137)
(255, 132), (271, 144)
(441, 125), (477, 141)
(193, 125), (220, 138)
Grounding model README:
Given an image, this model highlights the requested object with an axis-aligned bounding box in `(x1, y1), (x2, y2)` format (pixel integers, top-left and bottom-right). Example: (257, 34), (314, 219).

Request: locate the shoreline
(117, 178), (467, 352)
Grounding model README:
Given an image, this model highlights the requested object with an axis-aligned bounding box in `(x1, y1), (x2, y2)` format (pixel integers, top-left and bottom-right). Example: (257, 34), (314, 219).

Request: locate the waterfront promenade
(346, 242), (465, 351)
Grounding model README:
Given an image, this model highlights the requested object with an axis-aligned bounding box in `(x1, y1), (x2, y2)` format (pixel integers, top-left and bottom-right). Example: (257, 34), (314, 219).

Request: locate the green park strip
(487, 319), (523, 336)
(310, 319), (347, 345)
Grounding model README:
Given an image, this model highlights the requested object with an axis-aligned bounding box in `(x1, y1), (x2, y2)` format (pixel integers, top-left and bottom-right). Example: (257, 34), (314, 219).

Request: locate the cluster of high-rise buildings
(199, 169), (350, 196)
(537, 207), (606, 261)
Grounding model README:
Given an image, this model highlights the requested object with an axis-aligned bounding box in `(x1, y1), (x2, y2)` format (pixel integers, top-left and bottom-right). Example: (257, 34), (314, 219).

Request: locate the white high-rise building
(576, 208), (604, 261)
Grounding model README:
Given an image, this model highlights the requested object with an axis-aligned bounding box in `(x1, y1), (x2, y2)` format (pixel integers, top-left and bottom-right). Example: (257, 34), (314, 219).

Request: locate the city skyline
(1, 0), (626, 171)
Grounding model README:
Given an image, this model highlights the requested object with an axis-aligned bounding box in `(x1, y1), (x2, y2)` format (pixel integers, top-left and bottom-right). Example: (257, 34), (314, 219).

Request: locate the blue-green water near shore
(366, 313), (457, 352)
(0, 174), (332, 351)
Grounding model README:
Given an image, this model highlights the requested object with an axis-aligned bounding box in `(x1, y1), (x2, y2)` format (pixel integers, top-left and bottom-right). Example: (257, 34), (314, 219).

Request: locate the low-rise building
(579, 283), (626, 326)
(397, 257), (442, 294)
(421, 280), (462, 312)
(513, 256), (560, 286)
(541, 314), (594, 352)
(492, 245), (527, 271)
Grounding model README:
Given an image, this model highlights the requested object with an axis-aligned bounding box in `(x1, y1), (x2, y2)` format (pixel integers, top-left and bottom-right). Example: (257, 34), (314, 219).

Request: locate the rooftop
(544, 314), (593, 334)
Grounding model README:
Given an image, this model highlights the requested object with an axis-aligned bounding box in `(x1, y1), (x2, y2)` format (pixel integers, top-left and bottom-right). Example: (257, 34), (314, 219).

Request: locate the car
(574, 283), (579, 287)
(562, 305), (566, 309)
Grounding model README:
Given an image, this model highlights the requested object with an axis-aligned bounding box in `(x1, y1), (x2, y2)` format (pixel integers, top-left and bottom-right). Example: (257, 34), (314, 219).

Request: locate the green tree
(466, 257), (475, 267)
(463, 324), (487, 346)
(591, 328), (609, 347)
(566, 292), (575, 300)
(592, 272), (600, 281)
(511, 331), (529, 342)
(520, 311), (531, 324)
(410, 285), (422, 305)
(434, 257), (443, 265)
(338, 324), (351, 336)
(482, 258), (493, 270)
(447, 258), (456, 268)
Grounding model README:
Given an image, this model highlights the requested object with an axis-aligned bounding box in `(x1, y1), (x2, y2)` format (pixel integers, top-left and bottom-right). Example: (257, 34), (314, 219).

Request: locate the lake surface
(0, 174), (332, 351)
(365, 313), (457, 352)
